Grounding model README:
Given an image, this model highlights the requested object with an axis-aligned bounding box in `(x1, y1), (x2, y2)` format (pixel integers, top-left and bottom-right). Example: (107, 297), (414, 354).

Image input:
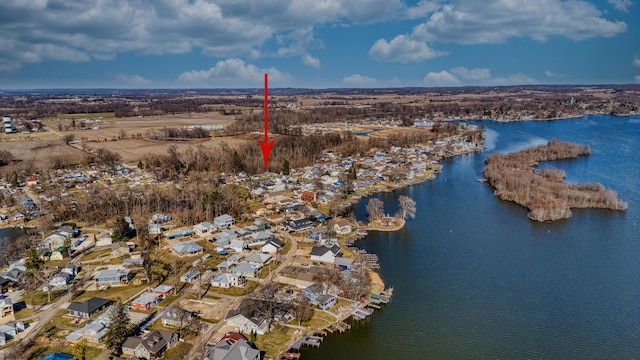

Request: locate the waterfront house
(171, 242), (204, 257)
(302, 283), (325, 303)
(180, 269), (200, 284)
(225, 300), (269, 335)
(334, 257), (356, 270)
(307, 226), (327, 241)
(131, 292), (160, 311)
(152, 284), (174, 299)
(210, 272), (247, 288)
(214, 214), (235, 229)
(93, 268), (133, 286)
(285, 218), (314, 233)
(161, 307), (194, 328)
(67, 297), (113, 318)
(315, 294), (337, 310)
(309, 245), (340, 264)
(0, 297), (15, 324)
(261, 238), (284, 254)
(202, 335), (260, 360)
(332, 218), (352, 235)
(121, 330), (178, 360)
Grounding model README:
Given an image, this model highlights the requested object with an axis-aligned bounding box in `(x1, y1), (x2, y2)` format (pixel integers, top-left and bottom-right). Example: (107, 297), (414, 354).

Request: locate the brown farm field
(0, 139), (85, 169)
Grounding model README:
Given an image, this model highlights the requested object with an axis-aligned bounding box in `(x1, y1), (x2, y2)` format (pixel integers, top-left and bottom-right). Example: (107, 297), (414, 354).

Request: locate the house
(164, 228), (195, 240)
(180, 269), (200, 284)
(161, 307), (194, 328)
(67, 297), (113, 318)
(122, 258), (145, 268)
(210, 273), (247, 288)
(214, 214), (235, 229)
(61, 263), (77, 277)
(121, 330), (178, 360)
(0, 322), (22, 345)
(93, 268), (133, 286)
(0, 277), (12, 294)
(302, 283), (324, 303)
(228, 254), (244, 264)
(229, 239), (248, 253)
(193, 221), (216, 235)
(202, 334), (261, 360)
(332, 218), (352, 235)
(309, 245), (340, 264)
(266, 213), (285, 223)
(0, 297), (14, 324)
(95, 236), (113, 248)
(49, 272), (72, 288)
(307, 226), (327, 241)
(171, 242), (204, 257)
(334, 257), (356, 270)
(217, 261), (234, 272)
(41, 234), (66, 250)
(111, 242), (130, 258)
(250, 230), (274, 243)
(261, 238), (284, 254)
(285, 218), (314, 233)
(233, 263), (259, 278)
(252, 220), (269, 231)
(315, 294), (337, 310)
(225, 299), (269, 335)
(214, 231), (237, 247)
(152, 284), (174, 299)
(66, 312), (111, 344)
(131, 292), (160, 311)
(245, 253), (272, 266)
(148, 223), (165, 235)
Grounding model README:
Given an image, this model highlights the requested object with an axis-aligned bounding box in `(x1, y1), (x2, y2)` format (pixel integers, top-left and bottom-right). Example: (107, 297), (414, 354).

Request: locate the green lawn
(73, 282), (149, 303)
(158, 293), (182, 307)
(164, 341), (192, 360)
(79, 248), (110, 262)
(14, 307), (39, 321)
(22, 290), (66, 306)
(253, 325), (296, 359)
(208, 280), (259, 297)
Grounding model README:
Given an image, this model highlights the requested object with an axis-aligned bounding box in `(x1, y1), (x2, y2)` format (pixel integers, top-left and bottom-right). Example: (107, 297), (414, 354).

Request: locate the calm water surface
(301, 115), (640, 359)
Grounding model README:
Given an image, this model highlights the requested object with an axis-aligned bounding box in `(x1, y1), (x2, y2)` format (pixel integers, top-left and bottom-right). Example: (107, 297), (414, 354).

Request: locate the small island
(483, 139), (628, 221)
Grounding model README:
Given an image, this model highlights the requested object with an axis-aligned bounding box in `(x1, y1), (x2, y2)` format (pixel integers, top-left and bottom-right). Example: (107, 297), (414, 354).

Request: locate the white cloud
(302, 55), (321, 68)
(423, 71), (460, 86)
(608, 0), (633, 12)
(634, 56), (640, 67)
(342, 74), (377, 87)
(451, 67), (491, 80)
(0, 0), (402, 71)
(369, 35), (445, 63)
(405, 0), (442, 19)
(412, 0), (627, 44)
(116, 74), (152, 87)
(177, 58), (290, 87)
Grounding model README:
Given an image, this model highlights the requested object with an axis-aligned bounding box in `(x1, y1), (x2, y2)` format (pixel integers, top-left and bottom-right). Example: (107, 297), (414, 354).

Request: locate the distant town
(0, 85), (637, 360)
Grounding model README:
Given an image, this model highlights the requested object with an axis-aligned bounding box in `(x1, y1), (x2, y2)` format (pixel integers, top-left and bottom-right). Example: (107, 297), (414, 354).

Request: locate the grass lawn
(45, 309), (82, 334)
(14, 307), (39, 321)
(164, 341), (192, 360)
(299, 310), (336, 331)
(254, 326), (296, 359)
(73, 282), (149, 303)
(79, 248), (110, 262)
(158, 293), (182, 307)
(22, 290), (66, 307)
(258, 261), (281, 279)
(43, 112), (115, 120)
(208, 280), (259, 297)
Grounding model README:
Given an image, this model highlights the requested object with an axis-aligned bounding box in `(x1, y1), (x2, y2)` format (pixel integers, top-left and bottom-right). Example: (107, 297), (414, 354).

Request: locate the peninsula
(483, 139), (628, 221)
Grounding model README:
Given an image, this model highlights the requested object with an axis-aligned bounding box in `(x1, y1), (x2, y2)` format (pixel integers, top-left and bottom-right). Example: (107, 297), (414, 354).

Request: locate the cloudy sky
(1, 0), (639, 88)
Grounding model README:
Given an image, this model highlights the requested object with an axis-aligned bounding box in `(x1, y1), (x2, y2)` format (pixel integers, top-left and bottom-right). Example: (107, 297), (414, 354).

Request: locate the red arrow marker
(258, 73), (274, 171)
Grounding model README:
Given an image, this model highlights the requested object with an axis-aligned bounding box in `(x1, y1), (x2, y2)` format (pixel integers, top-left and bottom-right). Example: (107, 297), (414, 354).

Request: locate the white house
(171, 242), (204, 257)
(210, 273), (247, 288)
(309, 245), (340, 264)
(229, 239), (248, 253)
(193, 221), (216, 235)
(214, 214), (235, 229)
(180, 269), (200, 284)
(261, 238), (284, 254)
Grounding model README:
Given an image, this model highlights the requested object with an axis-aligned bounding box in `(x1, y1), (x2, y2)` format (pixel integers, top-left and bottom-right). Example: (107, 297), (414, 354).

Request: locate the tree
(9, 170), (18, 187)
(62, 133), (75, 145)
(111, 216), (130, 242)
(0, 149), (14, 166)
(168, 258), (185, 290)
(338, 174), (354, 199)
(73, 337), (87, 360)
(281, 159), (290, 175)
(61, 237), (72, 258)
(397, 195), (417, 220)
(365, 198), (385, 221)
(104, 303), (133, 355)
(25, 248), (43, 271)
(292, 293), (313, 326)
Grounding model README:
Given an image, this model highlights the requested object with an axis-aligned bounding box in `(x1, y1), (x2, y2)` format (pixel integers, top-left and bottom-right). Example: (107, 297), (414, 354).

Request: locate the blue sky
(1, 0), (639, 89)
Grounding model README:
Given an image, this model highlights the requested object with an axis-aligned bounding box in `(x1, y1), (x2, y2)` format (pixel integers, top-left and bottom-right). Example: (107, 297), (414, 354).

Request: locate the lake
(300, 115), (640, 359)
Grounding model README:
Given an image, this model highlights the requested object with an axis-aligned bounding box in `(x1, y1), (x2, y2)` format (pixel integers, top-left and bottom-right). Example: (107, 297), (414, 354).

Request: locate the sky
(0, 0), (639, 89)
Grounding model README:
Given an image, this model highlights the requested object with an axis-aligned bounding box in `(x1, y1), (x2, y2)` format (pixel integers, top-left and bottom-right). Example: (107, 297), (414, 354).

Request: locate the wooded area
(483, 139), (628, 221)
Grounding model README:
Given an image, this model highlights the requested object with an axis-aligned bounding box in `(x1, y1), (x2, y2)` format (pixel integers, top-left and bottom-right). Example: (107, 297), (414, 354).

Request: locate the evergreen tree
(104, 303), (132, 355)
(111, 216), (130, 242)
(62, 237), (72, 258)
(73, 338), (87, 360)
(281, 159), (290, 175)
(9, 170), (18, 187)
(24, 248), (43, 271)
(137, 160), (144, 169)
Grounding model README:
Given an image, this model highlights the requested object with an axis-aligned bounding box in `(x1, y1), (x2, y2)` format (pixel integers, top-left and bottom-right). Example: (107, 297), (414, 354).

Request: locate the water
(300, 115), (640, 359)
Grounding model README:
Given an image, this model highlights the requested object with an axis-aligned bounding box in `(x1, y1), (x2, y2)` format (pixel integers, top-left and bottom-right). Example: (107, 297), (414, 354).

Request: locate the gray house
(67, 297), (113, 318)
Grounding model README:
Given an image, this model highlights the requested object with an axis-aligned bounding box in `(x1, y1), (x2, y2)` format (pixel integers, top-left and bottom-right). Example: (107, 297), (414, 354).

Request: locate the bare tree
(397, 195), (417, 220)
(291, 293), (313, 326)
(365, 198), (385, 221)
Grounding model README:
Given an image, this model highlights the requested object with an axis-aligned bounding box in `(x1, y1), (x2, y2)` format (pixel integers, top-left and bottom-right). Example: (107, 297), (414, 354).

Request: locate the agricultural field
(0, 139), (85, 169)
